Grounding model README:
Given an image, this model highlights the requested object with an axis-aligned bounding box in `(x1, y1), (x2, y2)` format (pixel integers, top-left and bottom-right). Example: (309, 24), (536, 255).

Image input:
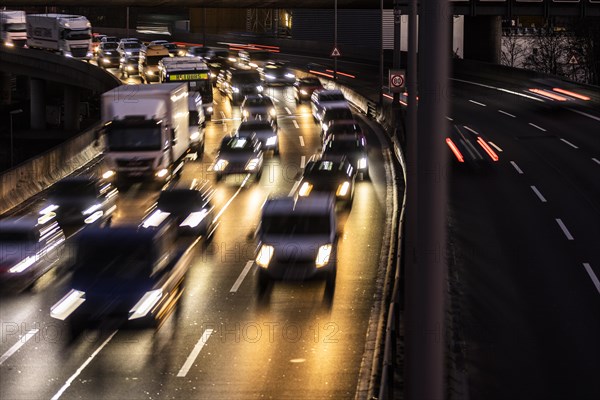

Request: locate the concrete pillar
(463, 16), (502, 64)
(0, 72), (11, 105)
(29, 78), (46, 130)
(63, 85), (80, 132)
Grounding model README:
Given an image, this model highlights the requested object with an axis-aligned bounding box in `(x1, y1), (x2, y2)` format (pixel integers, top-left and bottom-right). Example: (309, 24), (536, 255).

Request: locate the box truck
(99, 83), (193, 184)
(26, 14), (92, 60)
(0, 10), (26, 48)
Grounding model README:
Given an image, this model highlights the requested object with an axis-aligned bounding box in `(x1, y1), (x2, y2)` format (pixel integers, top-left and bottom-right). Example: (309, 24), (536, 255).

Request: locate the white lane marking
(560, 138), (579, 149)
(299, 136), (305, 147)
(0, 329), (39, 366)
(555, 218), (574, 241)
(582, 263), (600, 295)
(510, 161), (524, 174)
(530, 186), (547, 203)
(569, 108), (600, 122)
(284, 106), (292, 115)
(592, 158), (600, 165)
(214, 180), (247, 221)
(220, 111), (226, 119)
(488, 141), (503, 152)
(300, 155), (306, 169)
(498, 109), (516, 118)
(51, 330), (117, 400)
(177, 329), (214, 377)
(230, 260), (254, 293)
(528, 123), (546, 132)
(451, 78), (544, 102)
(463, 125), (480, 135)
(288, 180), (301, 197)
(446, 116), (454, 121)
(469, 100), (486, 107)
(292, 119), (300, 129)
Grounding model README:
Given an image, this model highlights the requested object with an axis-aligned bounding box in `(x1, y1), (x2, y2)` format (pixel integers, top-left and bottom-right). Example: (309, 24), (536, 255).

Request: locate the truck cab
(1, 10), (27, 48)
(139, 44), (170, 83)
(26, 14), (92, 60)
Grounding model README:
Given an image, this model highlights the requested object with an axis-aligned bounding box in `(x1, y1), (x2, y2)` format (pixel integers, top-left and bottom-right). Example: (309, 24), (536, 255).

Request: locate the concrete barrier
(0, 124), (102, 215)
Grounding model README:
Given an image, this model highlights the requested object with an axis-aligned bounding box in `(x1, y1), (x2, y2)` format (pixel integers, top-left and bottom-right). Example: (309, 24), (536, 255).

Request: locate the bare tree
(501, 31), (527, 68)
(524, 30), (570, 77)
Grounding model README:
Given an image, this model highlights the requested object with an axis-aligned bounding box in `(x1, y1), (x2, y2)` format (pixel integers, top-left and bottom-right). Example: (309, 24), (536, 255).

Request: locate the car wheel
(361, 171), (369, 181)
(325, 267), (336, 294)
(215, 174), (222, 182)
(257, 270), (270, 294)
(255, 170), (263, 182)
(274, 146), (280, 156)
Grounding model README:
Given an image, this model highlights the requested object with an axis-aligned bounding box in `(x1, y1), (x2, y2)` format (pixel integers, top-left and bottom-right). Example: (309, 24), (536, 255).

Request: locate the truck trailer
(26, 13), (92, 60)
(100, 83), (193, 185)
(0, 10), (26, 48)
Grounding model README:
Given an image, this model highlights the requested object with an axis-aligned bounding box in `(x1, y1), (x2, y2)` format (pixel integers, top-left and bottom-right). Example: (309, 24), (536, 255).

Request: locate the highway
(0, 75), (395, 399)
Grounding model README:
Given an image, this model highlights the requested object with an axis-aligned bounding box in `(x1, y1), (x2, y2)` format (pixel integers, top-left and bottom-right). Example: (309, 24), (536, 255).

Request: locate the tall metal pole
(203, 8), (207, 47)
(405, 0), (449, 399)
(126, 7), (129, 37)
(9, 113), (14, 167)
(379, 0), (384, 105)
(334, 0), (338, 80)
(393, 0), (401, 105)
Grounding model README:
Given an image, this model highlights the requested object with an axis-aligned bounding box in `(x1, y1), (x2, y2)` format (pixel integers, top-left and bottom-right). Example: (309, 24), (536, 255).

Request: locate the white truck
(100, 83), (193, 185)
(0, 10), (27, 48)
(26, 14), (92, 60)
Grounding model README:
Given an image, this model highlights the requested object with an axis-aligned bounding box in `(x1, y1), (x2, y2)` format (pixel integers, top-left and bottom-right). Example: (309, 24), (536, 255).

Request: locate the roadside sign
(331, 47), (341, 57)
(389, 69), (405, 92)
(568, 55), (578, 65)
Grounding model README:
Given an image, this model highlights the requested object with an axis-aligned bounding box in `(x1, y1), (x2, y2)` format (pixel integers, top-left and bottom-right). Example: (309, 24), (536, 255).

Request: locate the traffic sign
(568, 55), (578, 65)
(331, 47), (341, 57)
(389, 69), (405, 93)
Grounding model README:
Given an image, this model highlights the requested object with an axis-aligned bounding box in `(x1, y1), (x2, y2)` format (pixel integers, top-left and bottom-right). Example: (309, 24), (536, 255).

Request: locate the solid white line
(510, 161), (524, 174)
(51, 330), (117, 400)
(582, 263), (600, 295)
(528, 123), (547, 132)
(569, 108), (600, 122)
(300, 155), (306, 169)
(299, 136), (305, 147)
(560, 138), (579, 149)
(592, 158), (600, 165)
(284, 106), (292, 115)
(0, 329), (39, 366)
(214, 184), (245, 221)
(555, 219), (574, 241)
(292, 119), (300, 129)
(488, 141), (503, 152)
(230, 261), (254, 293)
(451, 78), (544, 102)
(288, 180), (301, 197)
(530, 186), (547, 203)
(498, 109), (516, 118)
(177, 329), (214, 377)
(469, 99), (486, 107)
(463, 125), (480, 135)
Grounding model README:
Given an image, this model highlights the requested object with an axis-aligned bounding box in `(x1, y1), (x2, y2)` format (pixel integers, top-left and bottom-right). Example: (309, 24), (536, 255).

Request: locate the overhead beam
(0, 0), (396, 8)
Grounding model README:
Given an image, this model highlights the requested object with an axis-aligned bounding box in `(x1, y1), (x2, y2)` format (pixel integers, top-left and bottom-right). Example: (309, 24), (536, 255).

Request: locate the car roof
(263, 195), (335, 216)
(304, 158), (351, 174)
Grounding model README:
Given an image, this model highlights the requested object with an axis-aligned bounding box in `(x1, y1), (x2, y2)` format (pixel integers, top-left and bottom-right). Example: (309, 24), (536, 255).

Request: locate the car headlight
(120, 57), (125, 62)
(5, 41), (15, 48)
(265, 74), (275, 80)
(64, 52), (73, 58)
(125, 51), (132, 55)
(232, 87), (240, 93)
(257, 85), (264, 92)
(322, 123), (328, 132)
(190, 131), (200, 141)
(285, 73), (295, 79)
(336, 181), (351, 197)
(147, 70), (155, 76)
(300, 89), (308, 95)
(127, 65), (134, 71)
(269, 108), (277, 117)
(213, 159), (228, 171)
(357, 157), (368, 170)
(9, 256), (37, 274)
(82, 203), (102, 215)
(129, 289), (163, 320)
(228, 57), (237, 63)
(315, 244), (333, 268)
(102, 58), (111, 64)
(256, 244), (274, 268)
(242, 110), (249, 117)
(266, 136), (277, 146)
(245, 158), (260, 171)
(156, 168), (169, 178)
(84, 211), (104, 224)
(207, 106), (213, 113)
(298, 182), (313, 197)
(102, 170), (115, 180)
(180, 210), (208, 228)
(105, 51), (112, 55)
(178, 50), (187, 56)
(39, 204), (59, 215)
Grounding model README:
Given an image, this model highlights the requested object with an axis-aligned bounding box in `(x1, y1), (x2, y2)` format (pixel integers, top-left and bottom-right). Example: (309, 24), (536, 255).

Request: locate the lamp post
(9, 109), (23, 167)
(333, 0), (338, 80)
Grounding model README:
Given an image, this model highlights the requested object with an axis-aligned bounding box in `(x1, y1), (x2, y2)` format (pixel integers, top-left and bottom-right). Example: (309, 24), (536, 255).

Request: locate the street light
(9, 109), (22, 168)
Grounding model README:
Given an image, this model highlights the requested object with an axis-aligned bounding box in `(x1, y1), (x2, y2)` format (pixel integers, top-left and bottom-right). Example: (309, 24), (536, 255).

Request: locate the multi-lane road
(0, 73), (395, 399)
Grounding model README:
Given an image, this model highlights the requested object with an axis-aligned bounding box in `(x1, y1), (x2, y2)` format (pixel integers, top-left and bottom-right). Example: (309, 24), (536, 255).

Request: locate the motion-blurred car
(213, 135), (264, 182)
(321, 134), (369, 180)
(117, 40), (143, 57)
(119, 50), (141, 78)
(318, 105), (355, 135)
(100, 36), (118, 44)
(40, 176), (118, 227)
(97, 41), (120, 68)
(0, 216), (66, 290)
(254, 195), (338, 292)
(52, 224), (188, 335)
(321, 120), (363, 144)
(445, 124), (500, 168)
(294, 77), (323, 103)
(311, 89), (348, 122)
(147, 40), (178, 57)
(261, 62), (296, 86)
(142, 180), (216, 238)
(226, 70), (264, 105)
(297, 157), (356, 207)
(236, 119), (279, 155)
(240, 94), (277, 125)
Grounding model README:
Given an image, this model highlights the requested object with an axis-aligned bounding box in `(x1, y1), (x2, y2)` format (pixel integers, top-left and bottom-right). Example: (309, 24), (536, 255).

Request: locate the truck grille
(116, 158), (154, 169)
(71, 47), (88, 58)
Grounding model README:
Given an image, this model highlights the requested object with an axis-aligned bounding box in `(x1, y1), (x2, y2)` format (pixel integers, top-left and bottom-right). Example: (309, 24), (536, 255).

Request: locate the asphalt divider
(0, 124), (103, 215)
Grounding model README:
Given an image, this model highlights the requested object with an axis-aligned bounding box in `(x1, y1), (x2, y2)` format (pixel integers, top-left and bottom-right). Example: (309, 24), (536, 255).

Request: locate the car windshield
(157, 191), (202, 213)
(74, 241), (153, 281)
(329, 124), (360, 134)
(262, 215), (331, 236)
(324, 108), (353, 120)
(301, 78), (321, 86)
(6, 23), (26, 32)
(102, 43), (118, 50)
(0, 230), (35, 242)
(245, 98), (269, 106)
(146, 55), (165, 66)
(221, 137), (254, 153)
(239, 122), (271, 132)
(305, 161), (346, 179)
(320, 93), (346, 102)
(124, 43), (140, 49)
(106, 126), (162, 151)
(233, 73), (261, 84)
(64, 29), (91, 40)
(325, 140), (364, 153)
(164, 43), (177, 50)
(52, 181), (97, 197)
